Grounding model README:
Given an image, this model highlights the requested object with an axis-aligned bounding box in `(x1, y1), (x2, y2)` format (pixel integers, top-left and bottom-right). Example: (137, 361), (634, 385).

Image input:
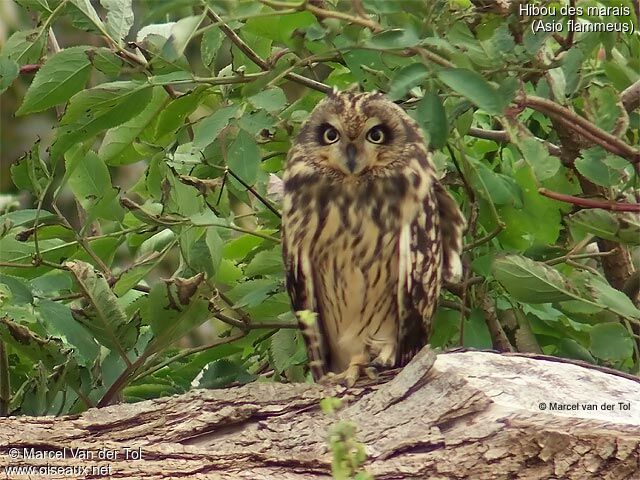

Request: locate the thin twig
(258, 0), (453, 68)
(538, 188), (640, 212)
(467, 127), (561, 156)
(463, 225), (504, 251)
(207, 8), (331, 93)
(546, 249), (617, 266)
(133, 332), (247, 381)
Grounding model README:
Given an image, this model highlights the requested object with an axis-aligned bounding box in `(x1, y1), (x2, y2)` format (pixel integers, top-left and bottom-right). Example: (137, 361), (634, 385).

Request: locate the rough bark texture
(1, 350), (639, 480)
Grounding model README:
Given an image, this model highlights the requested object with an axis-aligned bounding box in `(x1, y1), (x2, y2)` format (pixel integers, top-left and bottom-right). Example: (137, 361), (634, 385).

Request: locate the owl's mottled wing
(433, 180), (466, 282)
(282, 221), (330, 381)
(397, 177), (465, 365)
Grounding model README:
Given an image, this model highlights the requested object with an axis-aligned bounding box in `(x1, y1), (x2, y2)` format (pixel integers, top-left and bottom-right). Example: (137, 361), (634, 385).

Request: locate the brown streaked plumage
(282, 88), (465, 385)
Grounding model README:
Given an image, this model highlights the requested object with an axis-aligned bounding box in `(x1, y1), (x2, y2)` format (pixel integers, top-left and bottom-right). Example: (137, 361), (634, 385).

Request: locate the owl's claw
(319, 355), (370, 387)
(319, 366), (360, 387)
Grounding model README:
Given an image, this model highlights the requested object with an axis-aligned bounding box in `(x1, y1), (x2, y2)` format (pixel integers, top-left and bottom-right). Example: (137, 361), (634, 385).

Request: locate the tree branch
(621, 79), (640, 113)
(516, 94), (639, 164)
(467, 127), (562, 156)
(538, 188), (640, 212)
(206, 8), (331, 93)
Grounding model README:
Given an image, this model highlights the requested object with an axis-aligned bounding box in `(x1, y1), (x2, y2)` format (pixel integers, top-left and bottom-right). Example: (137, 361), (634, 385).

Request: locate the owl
(281, 88), (465, 386)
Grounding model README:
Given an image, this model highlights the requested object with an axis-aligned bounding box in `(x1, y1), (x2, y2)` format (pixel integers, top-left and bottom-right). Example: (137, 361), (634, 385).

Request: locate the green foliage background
(0, 0), (638, 416)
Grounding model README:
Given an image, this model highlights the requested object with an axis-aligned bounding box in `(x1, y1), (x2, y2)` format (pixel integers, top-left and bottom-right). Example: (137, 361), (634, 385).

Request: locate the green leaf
(438, 68), (506, 115)
(66, 149), (123, 221)
(468, 159), (521, 206)
(2, 29), (46, 65)
(493, 255), (575, 303)
(155, 87), (207, 138)
(238, 110), (275, 135)
(160, 14), (205, 62)
(192, 105), (239, 151)
(0, 209), (55, 229)
(555, 338), (595, 363)
(0, 275), (33, 304)
(575, 274), (640, 319)
(270, 328), (303, 373)
(205, 228), (224, 277)
(51, 80), (153, 161)
(516, 137), (560, 181)
(587, 86), (622, 133)
(388, 63), (429, 101)
(561, 47), (584, 95)
(101, 0), (134, 46)
(70, 0), (108, 36)
(142, 283), (209, 356)
(180, 228), (216, 278)
(113, 253), (165, 297)
(368, 28), (420, 49)
(495, 255), (640, 319)
(87, 47), (123, 77)
(223, 234), (263, 261)
(201, 27), (222, 67)
(195, 359), (256, 389)
(99, 86), (169, 165)
(35, 299), (99, 367)
(430, 309), (460, 348)
(69, 0), (109, 36)
(10, 140), (49, 197)
(498, 164), (561, 249)
(0, 56), (19, 94)
(245, 11), (316, 44)
(66, 260), (137, 353)
(0, 317), (67, 369)
(574, 147), (624, 187)
(462, 308), (492, 348)
(17, 46), (93, 116)
(14, 0), (52, 13)
(245, 246), (283, 277)
(589, 323), (634, 362)
(248, 88), (287, 113)
(0, 237), (76, 278)
(416, 92), (448, 149)
(228, 129), (261, 187)
(225, 279), (278, 309)
(567, 209), (640, 246)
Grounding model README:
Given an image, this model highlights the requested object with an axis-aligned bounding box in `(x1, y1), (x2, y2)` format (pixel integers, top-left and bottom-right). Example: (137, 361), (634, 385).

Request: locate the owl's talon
(364, 366), (378, 380)
(319, 363), (365, 387)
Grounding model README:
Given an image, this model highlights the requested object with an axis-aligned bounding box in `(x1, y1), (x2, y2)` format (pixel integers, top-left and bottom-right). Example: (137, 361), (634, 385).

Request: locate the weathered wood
(1, 349), (639, 479)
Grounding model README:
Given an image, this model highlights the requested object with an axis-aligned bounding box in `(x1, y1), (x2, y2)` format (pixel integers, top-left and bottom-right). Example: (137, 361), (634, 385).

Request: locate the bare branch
(621, 80), (640, 113)
(207, 8), (331, 93)
(538, 188), (640, 212)
(517, 94), (639, 164)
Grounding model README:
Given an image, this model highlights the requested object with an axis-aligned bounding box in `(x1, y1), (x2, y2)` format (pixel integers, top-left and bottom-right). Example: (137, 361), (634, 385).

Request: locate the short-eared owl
(282, 88), (465, 385)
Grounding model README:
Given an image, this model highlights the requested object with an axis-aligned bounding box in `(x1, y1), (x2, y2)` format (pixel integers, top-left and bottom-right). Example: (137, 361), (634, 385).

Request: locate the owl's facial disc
(316, 116), (393, 176)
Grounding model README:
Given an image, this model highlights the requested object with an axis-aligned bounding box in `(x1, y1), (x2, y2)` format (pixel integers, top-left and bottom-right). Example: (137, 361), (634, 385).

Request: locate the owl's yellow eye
(366, 125), (387, 144)
(321, 125), (340, 145)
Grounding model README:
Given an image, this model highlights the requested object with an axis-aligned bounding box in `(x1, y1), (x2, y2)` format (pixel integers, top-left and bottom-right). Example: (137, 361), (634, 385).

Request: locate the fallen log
(1, 349), (639, 479)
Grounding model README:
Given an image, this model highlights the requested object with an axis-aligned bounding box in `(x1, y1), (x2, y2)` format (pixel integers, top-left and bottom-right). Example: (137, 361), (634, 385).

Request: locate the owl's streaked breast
(283, 168), (430, 373)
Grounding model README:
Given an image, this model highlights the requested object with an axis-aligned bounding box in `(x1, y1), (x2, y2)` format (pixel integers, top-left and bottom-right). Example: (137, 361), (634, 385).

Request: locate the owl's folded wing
(398, 179), (465, 364)
(282, 236), (329, 381)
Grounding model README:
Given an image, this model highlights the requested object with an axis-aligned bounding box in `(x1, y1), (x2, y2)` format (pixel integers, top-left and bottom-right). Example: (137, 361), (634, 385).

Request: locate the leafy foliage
(0, 0), (638, 417)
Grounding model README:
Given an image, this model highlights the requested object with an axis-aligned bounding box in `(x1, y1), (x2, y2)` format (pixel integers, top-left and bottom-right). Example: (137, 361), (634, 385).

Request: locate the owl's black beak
(345, 143), (357, 173)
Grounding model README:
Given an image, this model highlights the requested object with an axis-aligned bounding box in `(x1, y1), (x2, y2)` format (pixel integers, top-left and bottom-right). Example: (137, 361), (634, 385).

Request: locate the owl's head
(294, 89), (425, 177)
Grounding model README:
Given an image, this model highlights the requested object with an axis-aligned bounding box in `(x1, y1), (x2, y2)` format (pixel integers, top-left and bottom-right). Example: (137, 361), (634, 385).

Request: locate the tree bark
(1, 349), (639, 479)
